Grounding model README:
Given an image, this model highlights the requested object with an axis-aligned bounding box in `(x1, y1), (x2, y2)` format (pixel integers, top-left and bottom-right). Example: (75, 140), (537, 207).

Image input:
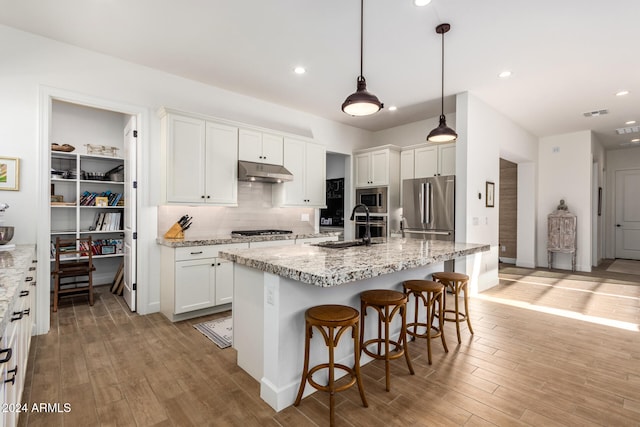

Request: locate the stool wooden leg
(425, 292), (433, 364)
(294, 323), (312, 406)
(438, 292), (448, 353)
(384, 304), (391, 392)
(400, 304), (415, 376)
(352, 321), (368, 408)
(359, 301), (366, 357)
(328, 325), (336, 426)
(453, 285), (462, 344)
(463, 284), (474, 335)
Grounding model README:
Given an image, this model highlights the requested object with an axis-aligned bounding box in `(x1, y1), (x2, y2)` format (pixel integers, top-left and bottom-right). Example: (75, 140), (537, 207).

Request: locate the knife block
(163, 222), (184, 239)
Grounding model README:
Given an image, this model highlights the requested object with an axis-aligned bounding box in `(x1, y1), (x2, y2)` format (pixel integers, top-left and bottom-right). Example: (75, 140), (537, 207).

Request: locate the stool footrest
(307, 363), (358, 393)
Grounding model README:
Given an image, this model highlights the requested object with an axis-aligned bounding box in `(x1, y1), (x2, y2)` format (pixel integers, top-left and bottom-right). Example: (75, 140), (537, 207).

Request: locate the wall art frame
(0, 157), (19, 191)
(486, 181), (495, 207)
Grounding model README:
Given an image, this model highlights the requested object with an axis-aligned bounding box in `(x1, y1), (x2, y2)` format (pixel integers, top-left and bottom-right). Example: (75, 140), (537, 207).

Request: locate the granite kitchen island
(219, 238), (489, 411)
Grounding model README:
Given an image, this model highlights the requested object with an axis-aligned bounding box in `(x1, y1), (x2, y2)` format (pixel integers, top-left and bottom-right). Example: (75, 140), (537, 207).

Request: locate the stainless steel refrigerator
(402, 175), (455, 241)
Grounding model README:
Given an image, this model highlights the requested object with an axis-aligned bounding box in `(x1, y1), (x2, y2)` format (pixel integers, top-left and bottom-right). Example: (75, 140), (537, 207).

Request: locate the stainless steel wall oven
(354, 215), (387, 239)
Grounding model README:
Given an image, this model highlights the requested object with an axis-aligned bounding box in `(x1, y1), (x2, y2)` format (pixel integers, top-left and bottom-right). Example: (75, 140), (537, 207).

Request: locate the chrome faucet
(350, 204), (371, 246)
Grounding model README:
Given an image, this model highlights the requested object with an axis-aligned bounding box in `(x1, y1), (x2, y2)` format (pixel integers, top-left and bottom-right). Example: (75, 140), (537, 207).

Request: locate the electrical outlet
(301, 213), (310, 222)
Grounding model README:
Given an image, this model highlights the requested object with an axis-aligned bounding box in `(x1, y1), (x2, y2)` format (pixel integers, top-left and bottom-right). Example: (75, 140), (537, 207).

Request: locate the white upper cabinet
(162, 110), (238, 205)
(277, 138), (326, 207)
(355, 149), (390, 187)
(238, 129), (284, 165)
(403, 142), (456, 179)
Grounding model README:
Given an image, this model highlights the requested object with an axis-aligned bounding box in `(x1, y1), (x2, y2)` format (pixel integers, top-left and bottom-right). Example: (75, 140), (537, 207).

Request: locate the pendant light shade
(427, 23), (457, 143)
(342, 0), (383, 116)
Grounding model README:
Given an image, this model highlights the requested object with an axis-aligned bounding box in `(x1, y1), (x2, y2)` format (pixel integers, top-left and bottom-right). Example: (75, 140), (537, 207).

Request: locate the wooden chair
(359, 289), (414, 392)
(51, 236), (96, 312)
(432, 272), (472, 343)
(403, 280), (448, 364)
(294, 304), (368, 426)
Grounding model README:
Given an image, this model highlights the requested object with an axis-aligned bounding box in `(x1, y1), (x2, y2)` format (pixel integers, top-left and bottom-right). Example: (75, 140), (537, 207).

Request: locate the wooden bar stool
(432, 272), (473, 343)
(403, 280), (448, 364)
(359, 289), (414, 392)
(294, 304), (368, 426)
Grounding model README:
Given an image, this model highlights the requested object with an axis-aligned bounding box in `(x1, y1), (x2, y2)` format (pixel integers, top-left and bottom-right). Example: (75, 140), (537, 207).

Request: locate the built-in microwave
(355, 187), (387, 214)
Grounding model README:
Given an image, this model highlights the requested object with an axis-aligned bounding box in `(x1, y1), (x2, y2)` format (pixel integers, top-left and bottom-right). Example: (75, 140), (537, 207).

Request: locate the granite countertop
(0, 245), (36, 334)
(219, 237), (490, 287)
(156, 231), (341, 248)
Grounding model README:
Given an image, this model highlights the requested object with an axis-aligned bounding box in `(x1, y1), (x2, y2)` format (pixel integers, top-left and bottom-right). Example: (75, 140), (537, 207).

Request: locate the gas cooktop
(231, 229), (293, 237)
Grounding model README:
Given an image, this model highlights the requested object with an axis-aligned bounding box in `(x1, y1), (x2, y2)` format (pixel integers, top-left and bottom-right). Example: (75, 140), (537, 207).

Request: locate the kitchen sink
(313, 240), (382, 249)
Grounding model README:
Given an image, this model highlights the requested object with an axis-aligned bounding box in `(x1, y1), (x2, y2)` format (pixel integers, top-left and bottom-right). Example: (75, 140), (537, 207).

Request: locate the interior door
(615, 169), (640, 259)
(123, 116), (137, 311)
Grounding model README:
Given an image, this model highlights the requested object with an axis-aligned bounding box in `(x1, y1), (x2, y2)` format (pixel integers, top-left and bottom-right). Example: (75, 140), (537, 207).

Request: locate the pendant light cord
(440, 29), (444, 116)
(359, 0), (364, 79)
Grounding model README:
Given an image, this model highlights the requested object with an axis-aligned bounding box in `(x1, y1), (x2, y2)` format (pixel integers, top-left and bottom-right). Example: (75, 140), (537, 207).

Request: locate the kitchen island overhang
(219, 238), (489, 411)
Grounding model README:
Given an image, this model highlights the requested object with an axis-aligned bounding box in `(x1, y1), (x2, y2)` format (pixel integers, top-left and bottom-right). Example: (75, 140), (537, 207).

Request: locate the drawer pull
(5, 366), (17, 385)
(190, 251), (203, 255)
(0, 348), (12, 363)
(10, 312), (23, 322)
(23, 308), (30, 316)
(25, 277), (33, 282)
(31, 281), (37, 287)
(29, 266), (36, 271)
(32, 259), (37, 263)
(20, 290), (29, 297)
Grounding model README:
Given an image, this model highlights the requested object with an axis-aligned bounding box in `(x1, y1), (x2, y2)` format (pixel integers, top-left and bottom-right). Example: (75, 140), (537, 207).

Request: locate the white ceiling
(2, 0), (639, 149)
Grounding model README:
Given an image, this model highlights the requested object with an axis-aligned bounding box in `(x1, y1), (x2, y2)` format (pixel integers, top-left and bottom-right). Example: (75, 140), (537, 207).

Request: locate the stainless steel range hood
(237, 161), (293, 183)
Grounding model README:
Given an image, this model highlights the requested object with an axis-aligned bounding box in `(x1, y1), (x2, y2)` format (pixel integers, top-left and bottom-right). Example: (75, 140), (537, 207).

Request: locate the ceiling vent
(615, 126), (640, 135)
(583, 109), (609, 118)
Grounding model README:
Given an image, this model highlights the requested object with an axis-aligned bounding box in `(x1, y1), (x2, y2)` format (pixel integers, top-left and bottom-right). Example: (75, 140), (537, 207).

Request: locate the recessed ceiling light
(626, 120), (636, 125)
(293, 66), (306, 75)
(498, 70), (512, 78)
(414, 0), (432, 6)
(388, 106), (397, 111)
(616, 90), (629, 96)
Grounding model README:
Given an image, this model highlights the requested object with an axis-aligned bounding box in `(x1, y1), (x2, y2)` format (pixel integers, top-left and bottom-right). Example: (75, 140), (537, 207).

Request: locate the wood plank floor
(19, 262), (640, 426)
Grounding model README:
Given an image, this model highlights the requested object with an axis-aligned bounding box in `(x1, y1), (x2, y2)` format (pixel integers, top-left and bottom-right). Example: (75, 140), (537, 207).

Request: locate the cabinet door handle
(32, 259), (37, 263)
(10, 312), (23, 322)
(201, 195), (205, 199)
(0, 348), (12, 363)
(190, 251), (203, 255)
(29, 266), (36, 271)
(207, 195), (210, 199)
(23, 308), (30, 316)
(25, 277), (33, 282)
(30, 281), (37, 287)
(20, 290), (29, 297)
(5, 366), (17, 385)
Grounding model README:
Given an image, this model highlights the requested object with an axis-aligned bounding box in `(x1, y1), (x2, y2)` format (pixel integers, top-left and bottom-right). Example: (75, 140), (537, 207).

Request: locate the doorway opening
(499, 159), (517, 265)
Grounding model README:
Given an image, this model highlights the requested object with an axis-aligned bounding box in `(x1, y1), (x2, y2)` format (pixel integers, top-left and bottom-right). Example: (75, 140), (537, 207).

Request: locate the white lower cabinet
(160, 243), (248, 321)
(0, 248), (36, 427)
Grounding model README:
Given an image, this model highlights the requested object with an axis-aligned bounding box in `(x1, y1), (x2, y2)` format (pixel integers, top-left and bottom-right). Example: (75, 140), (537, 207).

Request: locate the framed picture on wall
(486, 181), (495, 207)
(0, 157), (19, 191)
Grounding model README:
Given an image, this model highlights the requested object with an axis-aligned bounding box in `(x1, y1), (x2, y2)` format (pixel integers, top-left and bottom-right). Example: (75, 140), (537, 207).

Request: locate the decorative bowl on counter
(0, 226), (14, 245)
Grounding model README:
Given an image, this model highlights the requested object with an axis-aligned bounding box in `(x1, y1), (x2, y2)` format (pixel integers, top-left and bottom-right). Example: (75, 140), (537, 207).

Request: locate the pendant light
(341, 0), (383, 116)
(427, 23), (457, 143)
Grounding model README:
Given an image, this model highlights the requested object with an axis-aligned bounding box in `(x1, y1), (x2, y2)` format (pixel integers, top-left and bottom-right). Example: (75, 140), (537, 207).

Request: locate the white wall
(591, 134), (605, 265)
(371, 115), (456, 148)
(457, 92), (538, 292)
(537, 131), (592, 271)
(605, 146), (640, 258)
(0, 25), (373, 329)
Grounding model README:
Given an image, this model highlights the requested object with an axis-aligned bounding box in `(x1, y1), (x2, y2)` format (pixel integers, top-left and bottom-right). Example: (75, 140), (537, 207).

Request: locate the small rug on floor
(607, 259), (640, 275)
(193, 316), (232, 349)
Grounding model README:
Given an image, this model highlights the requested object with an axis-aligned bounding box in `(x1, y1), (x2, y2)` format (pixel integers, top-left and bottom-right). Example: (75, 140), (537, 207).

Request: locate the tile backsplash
(158, 182), (317, 237)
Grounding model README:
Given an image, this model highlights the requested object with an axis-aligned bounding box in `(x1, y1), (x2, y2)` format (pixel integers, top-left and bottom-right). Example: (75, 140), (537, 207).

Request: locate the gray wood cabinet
(547, 210), (577, 271)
